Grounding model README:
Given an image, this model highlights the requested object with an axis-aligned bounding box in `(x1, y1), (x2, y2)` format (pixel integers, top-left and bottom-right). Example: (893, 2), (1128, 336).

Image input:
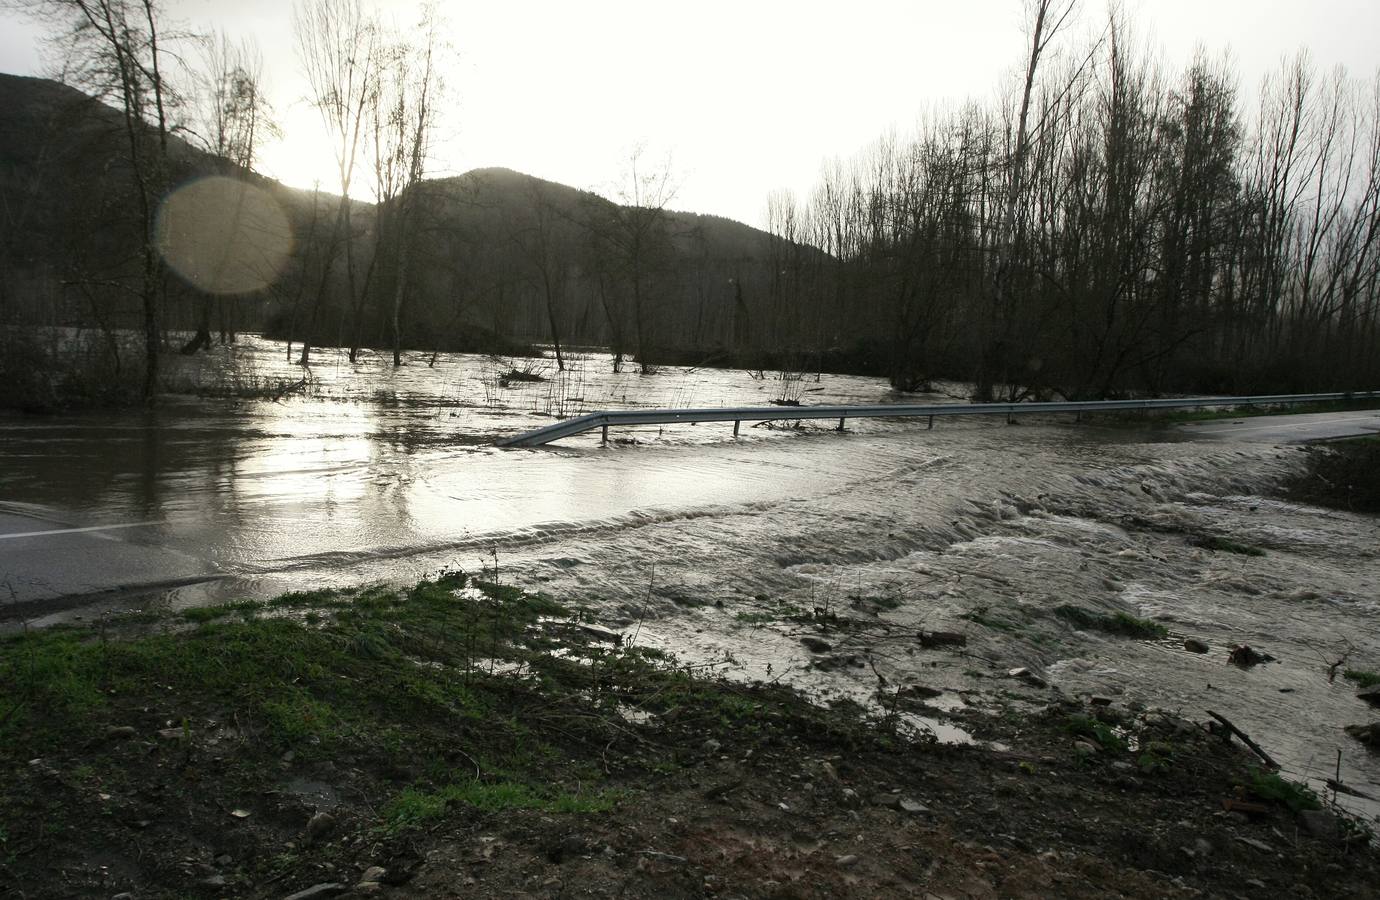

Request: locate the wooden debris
(1221, 798), (1271, 816)
(1207, 710), (1280, 770)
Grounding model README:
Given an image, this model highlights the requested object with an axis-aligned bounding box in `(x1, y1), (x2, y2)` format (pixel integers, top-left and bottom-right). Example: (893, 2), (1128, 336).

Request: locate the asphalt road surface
(0, 511), (220, 623)
(1171, 408), (1380, 443)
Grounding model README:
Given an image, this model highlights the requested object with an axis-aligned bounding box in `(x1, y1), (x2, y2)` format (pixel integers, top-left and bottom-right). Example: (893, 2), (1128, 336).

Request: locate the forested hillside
(758, 27), (1380, 397)
(5, 10), (1380, 407)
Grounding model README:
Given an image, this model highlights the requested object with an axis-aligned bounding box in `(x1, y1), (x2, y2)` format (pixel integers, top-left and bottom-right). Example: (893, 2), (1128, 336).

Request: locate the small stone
(282, 884), (347, 900)
(216, 854), (233, 866)
(1089, 696), (1113, 707)
(800, 636), (832, 653)
(841, 788), (859, 805)
(105, 725), (138, 739)
(1183, 638), (1210, 654)
(702, 739), (721, 754)
(873, 793), (902, 809)
(835, 854), (859, 867)
(202, 875), (227, 887)
(305, 811), (336, 844)
(1193, 838), (1213, 857)
(157, 727), (186, 740)
(1229, 645), (1273, 667)
(1007, 667), (1048, 688)
(1299, 809), (1341, 841)
(282, 750), (297, 763)
(229, 809), (251, 819)
(359, 866), (386, 883)
(898, 798), (930, 815)
(1074, 740), (1100, 755)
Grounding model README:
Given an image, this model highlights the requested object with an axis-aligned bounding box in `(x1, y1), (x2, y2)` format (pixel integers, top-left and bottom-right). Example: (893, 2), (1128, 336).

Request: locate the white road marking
(0, 521), (166, 541)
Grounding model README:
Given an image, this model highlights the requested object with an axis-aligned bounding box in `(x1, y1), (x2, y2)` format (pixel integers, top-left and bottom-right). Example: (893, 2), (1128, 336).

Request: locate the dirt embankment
(1, 576), (1377, 899)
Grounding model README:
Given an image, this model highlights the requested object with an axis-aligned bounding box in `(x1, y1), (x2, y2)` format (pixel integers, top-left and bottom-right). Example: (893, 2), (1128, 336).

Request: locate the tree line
(4, 0), (1378, 408)
(1, 0), (445, 403)
(755, 4), (1380, 397)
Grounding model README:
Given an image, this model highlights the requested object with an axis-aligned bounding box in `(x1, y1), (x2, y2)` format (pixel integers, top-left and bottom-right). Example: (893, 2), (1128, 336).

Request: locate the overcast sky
(3, 1), (1379, 228)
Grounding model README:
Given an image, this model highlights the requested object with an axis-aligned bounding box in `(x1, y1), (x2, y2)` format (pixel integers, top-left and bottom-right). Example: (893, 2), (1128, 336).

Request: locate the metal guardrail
(496, 391), (1380, 448)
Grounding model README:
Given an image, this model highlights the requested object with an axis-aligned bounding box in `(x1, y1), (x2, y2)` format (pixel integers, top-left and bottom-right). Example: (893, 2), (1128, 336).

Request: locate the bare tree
(379, 6), (441, 367)
(15, 0), (180, 400)
(294, 0), (377, 366)
(584, 147), (677, 373)
(180, 31), (274, 353)
(510, 179), (572, 370)
(978, 0), (1081, 400)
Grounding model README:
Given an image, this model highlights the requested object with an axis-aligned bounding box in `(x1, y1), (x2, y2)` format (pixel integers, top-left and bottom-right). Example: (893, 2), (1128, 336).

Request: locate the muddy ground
(1, 575), (1377, 900)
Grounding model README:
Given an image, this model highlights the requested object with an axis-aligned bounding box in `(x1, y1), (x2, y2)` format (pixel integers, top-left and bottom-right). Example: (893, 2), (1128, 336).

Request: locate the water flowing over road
(2, 337), (1378, 820)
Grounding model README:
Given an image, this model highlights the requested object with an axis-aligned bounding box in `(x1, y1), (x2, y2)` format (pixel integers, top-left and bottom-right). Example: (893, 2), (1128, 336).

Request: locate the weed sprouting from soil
(1344, 669), (1380, 689)
(1247, 769), (1322, 814)
(1064, 714), (1128, 753)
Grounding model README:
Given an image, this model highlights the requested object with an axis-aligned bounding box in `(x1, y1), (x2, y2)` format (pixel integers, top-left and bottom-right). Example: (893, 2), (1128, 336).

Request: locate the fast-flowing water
(1, 336), (1377, 820)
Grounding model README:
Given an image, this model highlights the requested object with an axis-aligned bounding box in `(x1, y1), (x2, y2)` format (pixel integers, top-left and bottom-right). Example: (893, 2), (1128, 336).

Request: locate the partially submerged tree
(509, 179), (572, 370)
(293, 0), (376, 366)
(375, 7), (441, 367)
(16, 0), (179, 400)
(180, 31), (275, 353)
(583, 147), (678, 374)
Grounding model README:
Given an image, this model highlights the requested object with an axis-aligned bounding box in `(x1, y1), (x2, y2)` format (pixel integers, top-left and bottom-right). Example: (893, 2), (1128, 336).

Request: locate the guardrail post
(837, 417), (845, 432)
(928, 415), (934, 430)
(601, 424), (608, 445)
(733, 420), (740, 437)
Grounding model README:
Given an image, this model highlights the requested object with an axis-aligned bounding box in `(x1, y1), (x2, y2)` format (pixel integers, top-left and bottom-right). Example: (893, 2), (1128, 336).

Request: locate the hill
(1, 73), (813, 372)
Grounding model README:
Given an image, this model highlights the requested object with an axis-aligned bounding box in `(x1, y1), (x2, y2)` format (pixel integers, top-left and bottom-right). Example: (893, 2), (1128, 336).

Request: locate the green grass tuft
(1248, 769), (1321, 813)
(1344, 669), (1380, 689)
(384, 780), (616, 832)
(1064, 714), (1127, 753)
(1054, 606), (1167, 639)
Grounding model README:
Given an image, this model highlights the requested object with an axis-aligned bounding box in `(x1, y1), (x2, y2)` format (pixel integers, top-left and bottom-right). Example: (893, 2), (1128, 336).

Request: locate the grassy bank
(2, 575), (1377, 898)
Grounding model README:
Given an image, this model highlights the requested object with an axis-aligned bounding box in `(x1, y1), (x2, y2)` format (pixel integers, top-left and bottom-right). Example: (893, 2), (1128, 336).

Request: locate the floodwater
(1, 336), (1377, 820)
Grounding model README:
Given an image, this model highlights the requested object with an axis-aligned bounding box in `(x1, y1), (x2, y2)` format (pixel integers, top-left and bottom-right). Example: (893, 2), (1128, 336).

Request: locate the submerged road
(0, 511), (220, 620)
(1172, 408), (1380, 443)
(1, 408), (1376, 623)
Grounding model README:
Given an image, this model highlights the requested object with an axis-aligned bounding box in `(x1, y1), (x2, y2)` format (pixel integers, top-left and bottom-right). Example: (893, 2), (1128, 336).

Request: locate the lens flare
(155, 176), (293, 295)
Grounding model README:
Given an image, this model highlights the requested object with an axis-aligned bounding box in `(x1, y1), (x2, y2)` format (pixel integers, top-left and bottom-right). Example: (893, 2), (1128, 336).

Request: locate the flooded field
(1, 336), (1378, 821)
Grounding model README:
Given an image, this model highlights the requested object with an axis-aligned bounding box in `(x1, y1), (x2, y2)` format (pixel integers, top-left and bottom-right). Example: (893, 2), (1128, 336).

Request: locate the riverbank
(2, 574), (1376, 899)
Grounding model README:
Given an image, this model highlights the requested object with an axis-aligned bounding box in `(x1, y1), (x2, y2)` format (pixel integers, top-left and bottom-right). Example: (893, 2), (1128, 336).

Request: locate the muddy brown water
(1, 336), (1377, 822)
